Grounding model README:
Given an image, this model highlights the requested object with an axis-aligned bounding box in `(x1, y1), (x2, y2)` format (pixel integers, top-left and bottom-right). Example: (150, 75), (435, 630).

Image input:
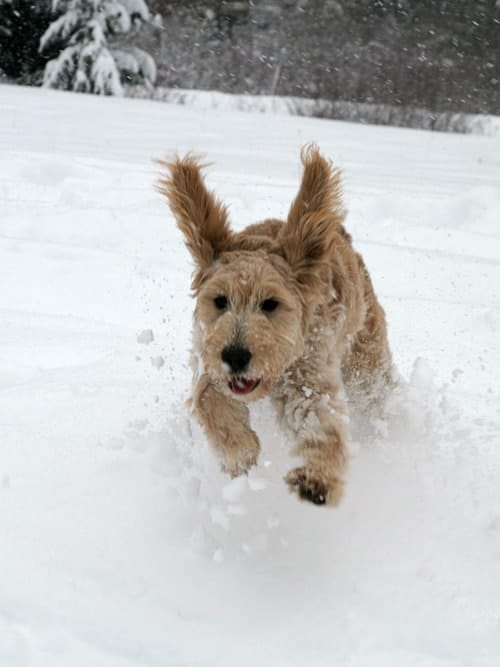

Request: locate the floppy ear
(156, 154), (232, 271)
(280, 144), (347, 293)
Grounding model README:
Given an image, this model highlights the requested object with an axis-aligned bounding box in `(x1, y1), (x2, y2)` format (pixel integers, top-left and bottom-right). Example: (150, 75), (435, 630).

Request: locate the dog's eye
(214, 296), (228, 310)
(261, 299), (279, 312)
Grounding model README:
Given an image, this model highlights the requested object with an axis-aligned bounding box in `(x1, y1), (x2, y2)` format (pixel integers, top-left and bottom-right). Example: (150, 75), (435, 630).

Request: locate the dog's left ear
(280, 144), (347, 293)
(156, 154), (232, 272)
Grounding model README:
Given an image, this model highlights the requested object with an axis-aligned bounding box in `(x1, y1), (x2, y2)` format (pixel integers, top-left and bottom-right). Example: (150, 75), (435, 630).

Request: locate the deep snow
(0, 84), (499, 666)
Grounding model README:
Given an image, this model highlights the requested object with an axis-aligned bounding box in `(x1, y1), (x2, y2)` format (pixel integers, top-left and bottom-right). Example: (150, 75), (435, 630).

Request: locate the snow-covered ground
(0, 84), (499, 666)
(129, 86), (500, 136)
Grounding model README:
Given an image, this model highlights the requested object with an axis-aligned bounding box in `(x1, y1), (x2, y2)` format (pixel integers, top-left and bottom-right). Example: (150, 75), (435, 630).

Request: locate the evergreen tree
(40, 0), (156, 95)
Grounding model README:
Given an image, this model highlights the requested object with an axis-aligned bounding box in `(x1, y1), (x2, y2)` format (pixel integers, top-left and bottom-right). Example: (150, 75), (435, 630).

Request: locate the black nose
(221, 345), (252, 373)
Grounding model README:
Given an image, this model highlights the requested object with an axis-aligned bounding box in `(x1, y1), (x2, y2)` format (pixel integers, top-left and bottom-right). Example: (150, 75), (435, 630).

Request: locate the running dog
(157, 145), (392, 506)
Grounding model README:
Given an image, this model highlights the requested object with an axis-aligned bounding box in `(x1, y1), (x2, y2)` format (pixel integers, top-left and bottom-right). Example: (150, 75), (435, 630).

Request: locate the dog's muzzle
(221, 345), (260, 395)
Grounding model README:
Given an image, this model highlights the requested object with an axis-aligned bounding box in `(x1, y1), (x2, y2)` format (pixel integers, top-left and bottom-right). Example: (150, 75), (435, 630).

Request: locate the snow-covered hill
(0, 84), (499, 667)
(128, 86), (500, 136)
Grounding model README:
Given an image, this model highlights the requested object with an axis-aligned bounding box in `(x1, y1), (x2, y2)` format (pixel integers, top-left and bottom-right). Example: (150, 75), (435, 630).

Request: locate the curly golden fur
(157, 145), (393, 506)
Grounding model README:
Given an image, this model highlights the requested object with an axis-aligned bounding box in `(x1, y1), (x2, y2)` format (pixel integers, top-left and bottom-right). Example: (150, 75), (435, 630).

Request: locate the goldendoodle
(158, 145), (393, 506)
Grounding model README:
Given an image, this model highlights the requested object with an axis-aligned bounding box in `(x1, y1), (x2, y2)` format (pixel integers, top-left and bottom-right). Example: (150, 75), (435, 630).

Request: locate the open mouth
(228, 377), (260, 396)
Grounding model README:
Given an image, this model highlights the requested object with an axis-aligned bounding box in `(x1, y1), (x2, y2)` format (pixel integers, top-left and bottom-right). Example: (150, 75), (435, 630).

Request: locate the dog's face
(193, 251), (305, 401)
(158, 145), (346, 402)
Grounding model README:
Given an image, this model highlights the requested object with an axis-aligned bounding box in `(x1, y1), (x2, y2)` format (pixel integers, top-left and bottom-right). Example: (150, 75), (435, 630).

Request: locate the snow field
(0, 85), (499, 666)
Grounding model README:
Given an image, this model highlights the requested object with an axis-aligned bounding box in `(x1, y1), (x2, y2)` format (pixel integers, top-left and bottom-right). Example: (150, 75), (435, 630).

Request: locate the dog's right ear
(280, 144), (347, 294)
(156, 154), (232, 272)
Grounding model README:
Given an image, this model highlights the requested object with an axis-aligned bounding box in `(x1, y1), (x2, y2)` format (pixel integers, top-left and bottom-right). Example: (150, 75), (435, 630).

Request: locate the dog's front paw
(285, 466), (344, 506)
(220, 434), (260, 478)
(221, 452), (258, 478)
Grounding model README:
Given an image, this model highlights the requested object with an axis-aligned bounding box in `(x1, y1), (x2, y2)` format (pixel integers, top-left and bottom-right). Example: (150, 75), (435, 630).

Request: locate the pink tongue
(231, 378), (256, 394)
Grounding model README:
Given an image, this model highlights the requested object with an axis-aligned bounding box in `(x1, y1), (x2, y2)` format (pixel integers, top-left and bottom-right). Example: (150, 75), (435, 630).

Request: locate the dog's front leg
(275, 372), (350, 506)
(193, 375), (260, 477)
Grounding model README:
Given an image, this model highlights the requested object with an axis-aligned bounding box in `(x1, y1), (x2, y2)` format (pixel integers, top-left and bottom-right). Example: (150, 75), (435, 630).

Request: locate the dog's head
(157, 145), (346, 402)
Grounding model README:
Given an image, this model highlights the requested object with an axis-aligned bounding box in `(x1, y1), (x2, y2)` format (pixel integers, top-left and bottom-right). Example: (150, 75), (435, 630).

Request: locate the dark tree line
(0, 0), (52, 83)
(146, 0), (500, 114)
(1, 0), (499, 115)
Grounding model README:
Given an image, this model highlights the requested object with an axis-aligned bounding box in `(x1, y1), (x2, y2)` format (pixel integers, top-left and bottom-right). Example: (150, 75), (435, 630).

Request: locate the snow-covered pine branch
(39, 9), (81, 54)
(118, 0), (149, 24)
(40, 0), (156, 96)
(112, 46), (156, 89)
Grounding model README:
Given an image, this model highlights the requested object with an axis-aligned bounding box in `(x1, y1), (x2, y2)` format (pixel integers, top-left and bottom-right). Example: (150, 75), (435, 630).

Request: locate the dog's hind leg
(193, 375), (260, 477)
(275, 366), (350, 506)
(342, 288), (394, 416)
